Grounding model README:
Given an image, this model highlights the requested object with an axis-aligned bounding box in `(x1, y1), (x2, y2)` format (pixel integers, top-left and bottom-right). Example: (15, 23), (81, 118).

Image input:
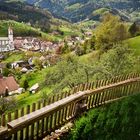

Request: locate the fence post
(25, 105), (30, 139)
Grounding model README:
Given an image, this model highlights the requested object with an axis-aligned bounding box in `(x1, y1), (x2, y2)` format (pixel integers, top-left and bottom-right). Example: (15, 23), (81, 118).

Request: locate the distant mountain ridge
(24, 0), (140, 22)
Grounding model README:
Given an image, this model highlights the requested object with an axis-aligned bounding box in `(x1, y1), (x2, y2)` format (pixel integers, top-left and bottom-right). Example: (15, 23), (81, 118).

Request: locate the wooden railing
(0, 73), (138, 127)
(0, 73), (140, 140)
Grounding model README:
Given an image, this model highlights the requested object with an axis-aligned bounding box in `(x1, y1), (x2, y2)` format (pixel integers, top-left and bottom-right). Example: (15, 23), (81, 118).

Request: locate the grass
(0, 20), (55, 40)
(92, 8), (109, 15)
(66, 3), (83, 11)
(67, 93), (140, 140)
(79, 51), (99, 63)
(59, 26), (81, 39)
(15, 86), (51, 109)
(77, 20), (99, 30)
(14, 67), (55, 108)
(2, 51), (24, 63)
(127, 36), (140, 55)
(8, 50), (97, 110)
(19, 67), (51, 87)
(2, 51), (42, 64)
(8, 51), (99, 109)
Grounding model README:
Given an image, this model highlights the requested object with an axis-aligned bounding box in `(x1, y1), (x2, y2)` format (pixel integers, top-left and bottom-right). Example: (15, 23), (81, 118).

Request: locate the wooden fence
(0, 73), (140, 140)
(0, 73), (139, 127)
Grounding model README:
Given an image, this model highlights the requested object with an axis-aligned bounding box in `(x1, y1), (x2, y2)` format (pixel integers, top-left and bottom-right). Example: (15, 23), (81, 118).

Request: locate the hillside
(0, 1), (83, 40)
(0, 19), (82, 42)
(0, 20), (56, 40)
(0, 0), (54, 32)
(67, 93), (140, 140)
(24, 0), (140, 22)
(127, 35), (140, 56)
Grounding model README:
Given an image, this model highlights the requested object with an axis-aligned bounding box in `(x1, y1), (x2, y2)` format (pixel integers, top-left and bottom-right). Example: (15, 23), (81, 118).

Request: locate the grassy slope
(0, 19), (82, 42)
(15, 52), (94, 109)
(127, 36), (140, 55)
(77, 20), (97, 29)
(2, 51), (25, 64)
(66, 3), (83, 11)
(51, 18), (82, 38)
(92, 7), (109, 15)
(13, 68), (53, 109)
(12, 52), (98, 109)
(67, 93), (140, 140)
(0, 20), (55, 40)
(2, 35), (140, 110)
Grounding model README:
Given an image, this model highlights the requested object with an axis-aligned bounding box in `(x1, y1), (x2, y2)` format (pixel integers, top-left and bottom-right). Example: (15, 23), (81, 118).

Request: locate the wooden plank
(54, 111), (57, 129)
(36, 101), (41, 139)
(20, 108), (24, 140)
(41, 101), (46, 137)
(31, 103), (36, 140)
(91, 94), (96, 107)
(57, 110), (61, 126)
(1, 114), (5, 127)
(25, 105), (30, 139)
(8, 112), (11, 123)
(45, 116), (49, 133)
(14, 110), (18, 140)
(68, 104), (72, 119)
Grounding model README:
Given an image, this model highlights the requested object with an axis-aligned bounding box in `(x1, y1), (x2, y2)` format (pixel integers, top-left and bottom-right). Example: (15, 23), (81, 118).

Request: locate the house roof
(30, 83), (39, 91)
(0, 76), (19, 95)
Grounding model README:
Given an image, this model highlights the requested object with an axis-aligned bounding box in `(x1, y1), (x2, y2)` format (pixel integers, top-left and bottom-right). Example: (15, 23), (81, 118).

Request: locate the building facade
(0, 27), (14, 52)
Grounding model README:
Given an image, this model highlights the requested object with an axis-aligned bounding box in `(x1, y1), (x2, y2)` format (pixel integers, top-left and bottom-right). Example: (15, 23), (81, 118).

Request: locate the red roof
(0, 76), (19, 95)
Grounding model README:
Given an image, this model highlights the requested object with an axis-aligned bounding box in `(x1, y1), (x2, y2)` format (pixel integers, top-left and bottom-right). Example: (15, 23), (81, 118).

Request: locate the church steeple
(8, 26), (13, 36)
(8, 26), (14, 50)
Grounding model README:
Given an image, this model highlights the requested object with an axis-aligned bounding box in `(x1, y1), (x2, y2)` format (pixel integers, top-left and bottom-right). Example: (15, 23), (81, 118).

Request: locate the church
(0, 27), (15, 52)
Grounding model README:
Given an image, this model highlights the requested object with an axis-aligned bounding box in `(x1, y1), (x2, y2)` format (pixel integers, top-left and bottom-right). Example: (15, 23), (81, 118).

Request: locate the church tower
(8, 27), (14, 50)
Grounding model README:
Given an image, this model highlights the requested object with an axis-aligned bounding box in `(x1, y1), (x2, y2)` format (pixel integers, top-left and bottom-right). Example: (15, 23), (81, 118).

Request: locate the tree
(2, 67), (10, 77)
(33, 58), (42, 70)
(95, 14), (128, 51)
(0, 97), (17, 115)
(40, 92), (50, 102)
(129, 22), (139, 37)
(12, 67), (22, 79)
(61, 41), (70, 54)
(23, 80), (29, 90)
(96, 44), (135, 78)
(45, 54), (95, 93)
(5, 87), (9, 97)
(75, 45), (84, 56)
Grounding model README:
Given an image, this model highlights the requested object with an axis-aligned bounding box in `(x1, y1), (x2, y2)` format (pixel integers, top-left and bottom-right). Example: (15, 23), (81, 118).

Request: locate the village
(0, 27), (92, 97)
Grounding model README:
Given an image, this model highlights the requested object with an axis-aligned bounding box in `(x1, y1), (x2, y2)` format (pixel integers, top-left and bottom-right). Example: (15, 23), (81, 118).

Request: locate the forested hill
(0, 0), (53, 32)
(24, 0), (140, 22)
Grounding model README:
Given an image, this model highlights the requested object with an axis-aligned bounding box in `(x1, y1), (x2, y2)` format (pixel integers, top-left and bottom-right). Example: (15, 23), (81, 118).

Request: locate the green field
(0, 20), (55, 40)
(13, 67), (53, 109)
(127, 36), (140, 55)
(66, 3), (83, 11)
(2, 52), (24, 63)
(92, 8), (109, 15)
